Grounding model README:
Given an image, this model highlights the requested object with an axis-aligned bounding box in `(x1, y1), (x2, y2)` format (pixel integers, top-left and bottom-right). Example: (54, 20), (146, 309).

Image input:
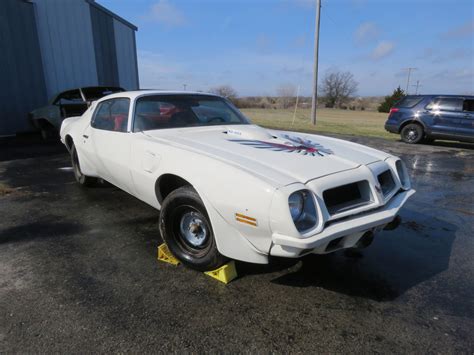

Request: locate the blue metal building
(0, 0), (139, 136)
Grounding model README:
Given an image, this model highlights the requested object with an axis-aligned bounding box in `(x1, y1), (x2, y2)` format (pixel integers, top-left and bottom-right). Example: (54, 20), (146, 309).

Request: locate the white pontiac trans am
(60, 91), (415, 271)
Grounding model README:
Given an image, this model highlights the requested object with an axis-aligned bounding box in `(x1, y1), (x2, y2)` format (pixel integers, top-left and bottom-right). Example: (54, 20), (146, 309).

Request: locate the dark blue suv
(384, 95), (474, 144)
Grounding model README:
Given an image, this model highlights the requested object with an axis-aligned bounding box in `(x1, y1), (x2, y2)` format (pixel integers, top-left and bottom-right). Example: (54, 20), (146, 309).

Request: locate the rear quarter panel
(31, 105), (62, 129)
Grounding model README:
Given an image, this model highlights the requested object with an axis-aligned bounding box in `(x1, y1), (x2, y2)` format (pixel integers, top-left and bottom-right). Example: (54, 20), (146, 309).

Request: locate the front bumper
(270, 189), (415, 257)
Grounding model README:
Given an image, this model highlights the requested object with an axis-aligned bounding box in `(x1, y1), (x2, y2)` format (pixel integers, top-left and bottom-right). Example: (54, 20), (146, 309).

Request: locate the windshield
(133, 94), (250, 132)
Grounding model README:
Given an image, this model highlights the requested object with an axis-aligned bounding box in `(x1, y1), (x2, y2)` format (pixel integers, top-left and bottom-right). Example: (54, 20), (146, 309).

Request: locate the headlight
(289, 192), (304, 220)
(395, 159), (410, 189)
(288, 190), (318, 233)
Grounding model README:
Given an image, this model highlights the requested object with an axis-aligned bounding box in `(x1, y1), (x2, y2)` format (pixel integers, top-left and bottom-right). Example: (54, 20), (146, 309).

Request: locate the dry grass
(241, 108), (395, 139)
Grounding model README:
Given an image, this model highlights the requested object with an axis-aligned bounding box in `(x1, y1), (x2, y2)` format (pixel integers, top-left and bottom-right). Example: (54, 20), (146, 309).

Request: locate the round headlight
(289, 191), (304, 221)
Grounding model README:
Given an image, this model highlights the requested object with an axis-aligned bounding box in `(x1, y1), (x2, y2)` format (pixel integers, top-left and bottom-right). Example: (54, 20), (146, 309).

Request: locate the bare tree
(276, 83), (297, 109)
(209, 85), (238, 101)
(320, 70), (358, 108)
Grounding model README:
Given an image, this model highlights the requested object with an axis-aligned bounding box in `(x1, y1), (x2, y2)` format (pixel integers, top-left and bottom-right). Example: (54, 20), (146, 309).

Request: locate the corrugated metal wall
(0, 0), (139, 136)
(90, 5), (119, 87)
(34, 0), (99, 99)
(114, 19), (140, 90)
(0, 0), (47, 136)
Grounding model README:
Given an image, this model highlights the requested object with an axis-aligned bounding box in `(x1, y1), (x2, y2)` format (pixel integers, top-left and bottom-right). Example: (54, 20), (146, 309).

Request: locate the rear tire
(159, 186), (227, 271)
(71, 144), (97, 187)
(401, 123), (424, 144)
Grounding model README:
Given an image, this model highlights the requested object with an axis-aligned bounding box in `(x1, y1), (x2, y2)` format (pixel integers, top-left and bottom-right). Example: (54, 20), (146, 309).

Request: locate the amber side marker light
(235, 213), (258, 227)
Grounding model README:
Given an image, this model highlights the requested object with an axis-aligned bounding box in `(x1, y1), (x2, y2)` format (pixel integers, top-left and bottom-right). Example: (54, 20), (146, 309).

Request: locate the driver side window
(91, 98), (130, 132)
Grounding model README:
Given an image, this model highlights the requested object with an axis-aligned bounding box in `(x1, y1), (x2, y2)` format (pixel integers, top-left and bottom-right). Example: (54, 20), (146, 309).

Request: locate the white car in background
(60, 91), (415, 271)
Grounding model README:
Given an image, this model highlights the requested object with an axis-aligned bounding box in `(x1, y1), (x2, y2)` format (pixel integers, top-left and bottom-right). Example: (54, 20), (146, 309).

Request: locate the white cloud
(147, 0), (186, 27)
(441, 19), (474, 39)
(424, 68), (474, 94)
(138, 51), (184, 89)
(137, 47), (316, 96)
(354, 22), (380, 45)
(371, 41), (395, 60)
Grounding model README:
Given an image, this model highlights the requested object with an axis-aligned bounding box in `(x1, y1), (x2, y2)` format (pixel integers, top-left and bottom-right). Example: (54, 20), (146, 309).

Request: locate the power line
(402, 67), (417, 94)
(412, 80), (422, 95)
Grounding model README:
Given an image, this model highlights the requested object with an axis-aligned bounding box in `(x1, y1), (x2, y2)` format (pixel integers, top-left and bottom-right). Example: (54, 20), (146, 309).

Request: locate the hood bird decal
(229, 135), (333, 157)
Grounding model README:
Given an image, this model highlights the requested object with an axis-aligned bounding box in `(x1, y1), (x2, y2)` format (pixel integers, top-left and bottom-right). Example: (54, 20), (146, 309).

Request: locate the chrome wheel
(405, 128), (418, 142)
(401, 123), (423, 144)
(179, 211), (209, 248)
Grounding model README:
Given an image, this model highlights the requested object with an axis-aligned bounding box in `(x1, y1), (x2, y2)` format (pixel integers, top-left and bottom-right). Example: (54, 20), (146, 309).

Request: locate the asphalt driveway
(1, 135), (473, 352)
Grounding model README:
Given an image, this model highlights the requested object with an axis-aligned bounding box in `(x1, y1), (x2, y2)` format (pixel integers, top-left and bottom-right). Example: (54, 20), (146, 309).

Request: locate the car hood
(143, 125), (391, 186)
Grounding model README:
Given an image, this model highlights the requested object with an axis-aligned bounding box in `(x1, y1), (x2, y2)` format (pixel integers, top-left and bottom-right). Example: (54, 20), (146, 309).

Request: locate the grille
(377, 170), (396, 196)
(323, 180), (372, 215)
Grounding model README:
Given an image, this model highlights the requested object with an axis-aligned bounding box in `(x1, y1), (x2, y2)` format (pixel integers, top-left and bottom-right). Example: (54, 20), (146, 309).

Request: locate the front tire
(401, 123), (424, 144)
(70, 144), (97, 187)
(159, 186), (227, 271)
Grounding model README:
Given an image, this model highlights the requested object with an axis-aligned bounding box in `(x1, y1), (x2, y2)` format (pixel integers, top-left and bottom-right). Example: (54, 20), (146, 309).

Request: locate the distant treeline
(233, 96), (384, 112)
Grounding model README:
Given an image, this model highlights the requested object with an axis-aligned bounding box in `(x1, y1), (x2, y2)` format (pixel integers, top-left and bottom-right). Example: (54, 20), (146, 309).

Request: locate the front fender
(129, 137), (280, 263)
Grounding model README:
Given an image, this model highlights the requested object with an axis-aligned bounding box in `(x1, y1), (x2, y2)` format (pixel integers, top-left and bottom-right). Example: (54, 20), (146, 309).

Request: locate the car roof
(95, 90), (223, 102)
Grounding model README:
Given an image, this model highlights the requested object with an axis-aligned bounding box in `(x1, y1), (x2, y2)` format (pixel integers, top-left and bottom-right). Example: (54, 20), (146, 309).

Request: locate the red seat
(112, 114), (127, 131)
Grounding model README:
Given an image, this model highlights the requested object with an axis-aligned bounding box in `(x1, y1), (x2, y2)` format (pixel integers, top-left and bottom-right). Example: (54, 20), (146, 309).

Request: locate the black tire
(159, 186), (227, 271)
(401, 123), (424, 144)
(70, 144), (97, 187)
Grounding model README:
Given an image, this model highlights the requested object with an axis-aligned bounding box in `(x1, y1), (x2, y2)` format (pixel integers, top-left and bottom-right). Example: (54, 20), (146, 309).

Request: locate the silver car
(30, 86), (124, 140)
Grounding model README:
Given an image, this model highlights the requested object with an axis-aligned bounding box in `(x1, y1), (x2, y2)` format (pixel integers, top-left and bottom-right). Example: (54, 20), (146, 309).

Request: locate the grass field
(241, 108), (395, 140)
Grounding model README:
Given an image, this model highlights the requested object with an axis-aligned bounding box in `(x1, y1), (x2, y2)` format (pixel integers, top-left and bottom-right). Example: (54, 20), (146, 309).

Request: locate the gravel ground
(1, 135), (473, 352)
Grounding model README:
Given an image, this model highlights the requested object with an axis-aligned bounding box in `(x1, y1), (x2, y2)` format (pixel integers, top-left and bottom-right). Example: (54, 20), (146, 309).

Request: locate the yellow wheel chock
(157, 244), (180, 265)
(157, 244), (238, 284)
(204, 260), (237, 284)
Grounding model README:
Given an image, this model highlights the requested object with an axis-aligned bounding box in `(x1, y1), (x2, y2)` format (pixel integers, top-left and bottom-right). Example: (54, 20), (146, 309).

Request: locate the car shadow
(238, 209), (456, 301)
(0, 133), (66, 162)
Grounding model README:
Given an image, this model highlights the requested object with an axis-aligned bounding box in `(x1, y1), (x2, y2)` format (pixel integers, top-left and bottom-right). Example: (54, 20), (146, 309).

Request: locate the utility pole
(183, 84), (187, 91)
(310, 0), (322, 125)
(412, 80), (422, 95)
(402, 67), (417, 94)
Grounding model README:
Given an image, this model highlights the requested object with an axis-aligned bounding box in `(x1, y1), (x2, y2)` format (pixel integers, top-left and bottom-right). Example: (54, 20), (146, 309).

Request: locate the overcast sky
(100, 0), (473, 97)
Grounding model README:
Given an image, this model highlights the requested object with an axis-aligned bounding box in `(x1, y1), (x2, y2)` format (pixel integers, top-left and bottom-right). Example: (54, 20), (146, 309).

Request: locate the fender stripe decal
(235, 213), (258, 227)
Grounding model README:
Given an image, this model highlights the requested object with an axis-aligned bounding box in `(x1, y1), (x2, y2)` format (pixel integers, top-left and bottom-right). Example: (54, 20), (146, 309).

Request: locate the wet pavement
(0, 135), (473, 352)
